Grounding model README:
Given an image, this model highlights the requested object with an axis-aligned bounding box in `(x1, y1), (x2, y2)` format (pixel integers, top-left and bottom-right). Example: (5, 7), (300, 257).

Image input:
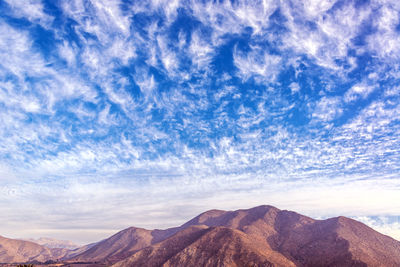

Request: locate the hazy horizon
(0, 0), (399, 245)
(4, 204), (400, 246)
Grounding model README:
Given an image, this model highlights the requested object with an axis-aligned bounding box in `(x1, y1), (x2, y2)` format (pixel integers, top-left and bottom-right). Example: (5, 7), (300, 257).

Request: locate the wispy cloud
(344, 83), (375, 102)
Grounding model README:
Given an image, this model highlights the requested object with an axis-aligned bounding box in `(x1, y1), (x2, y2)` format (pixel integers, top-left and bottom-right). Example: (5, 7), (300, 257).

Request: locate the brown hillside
(0, 235), (68, 263)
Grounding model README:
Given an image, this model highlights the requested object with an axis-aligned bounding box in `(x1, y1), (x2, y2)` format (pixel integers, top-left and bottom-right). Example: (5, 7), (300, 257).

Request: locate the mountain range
(1, 205), (399, 266)
(23, 237), (80, 250)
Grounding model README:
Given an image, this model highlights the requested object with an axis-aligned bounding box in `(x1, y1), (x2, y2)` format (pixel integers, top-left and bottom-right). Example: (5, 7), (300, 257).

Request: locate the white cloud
(143, 78), (157, 98)
(62, 0), (130, 42)
(312, 96), (342, 122)
(289, 82), (300, 93)
(0, 23), (45, 78)
(98, 104), (117, 126)
(384, 85), (400, 97)
(367, 3), (400, 59)
(233, 45), (282, 83)
(58, 42), (77, 66)
(344, 83), (375, 102)
(150, 0), (181, 23)
(300, 0), (337, 18)
(3, 0), (53, 27)
(281, 0), (370, 70)
(190, 0), (279, 47)
(157, 34), (179, 74)
(189, 30), (214, 69)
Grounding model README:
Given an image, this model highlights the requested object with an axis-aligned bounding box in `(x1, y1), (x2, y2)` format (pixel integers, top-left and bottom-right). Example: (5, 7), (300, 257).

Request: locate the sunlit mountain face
(0, 0), (399, 244)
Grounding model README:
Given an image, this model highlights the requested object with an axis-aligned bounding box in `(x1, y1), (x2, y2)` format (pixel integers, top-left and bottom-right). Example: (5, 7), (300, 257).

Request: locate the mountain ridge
(68, 205), (400, 266)
(23, 237), (80, 250)
(1, 205), (400, 266)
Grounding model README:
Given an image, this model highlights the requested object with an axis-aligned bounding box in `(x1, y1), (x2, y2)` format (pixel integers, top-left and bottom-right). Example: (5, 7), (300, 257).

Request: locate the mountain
(0, 235), (69, 263)
(69, 205), (400, 266)
(24, 237), (79, 250)
(68, 225), (182, 264)
(69, 206), (279, 264)
(2, 205), (400, 266)
(112, 225), (295, 267)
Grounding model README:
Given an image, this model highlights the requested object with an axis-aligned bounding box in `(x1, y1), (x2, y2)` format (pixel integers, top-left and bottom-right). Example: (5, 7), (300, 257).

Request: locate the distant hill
(0, 235), (68, 263)
(24, 237), (80, 250)
(2, 205), (400, 266)
(0, 235), (96, 264)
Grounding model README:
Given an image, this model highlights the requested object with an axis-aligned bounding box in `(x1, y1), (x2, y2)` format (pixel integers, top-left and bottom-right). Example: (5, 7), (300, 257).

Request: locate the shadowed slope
(112, 225), (295, 267)
(111, 225), (210, 267)
(329, 216), (400, 266)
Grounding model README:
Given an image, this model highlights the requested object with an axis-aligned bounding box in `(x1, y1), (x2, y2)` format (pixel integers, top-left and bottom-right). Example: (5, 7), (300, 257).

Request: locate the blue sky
(0, 0), (399, 244)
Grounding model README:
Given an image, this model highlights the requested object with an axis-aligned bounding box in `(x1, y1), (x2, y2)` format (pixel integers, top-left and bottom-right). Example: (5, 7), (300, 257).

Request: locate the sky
(0, 0), (399, 244)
